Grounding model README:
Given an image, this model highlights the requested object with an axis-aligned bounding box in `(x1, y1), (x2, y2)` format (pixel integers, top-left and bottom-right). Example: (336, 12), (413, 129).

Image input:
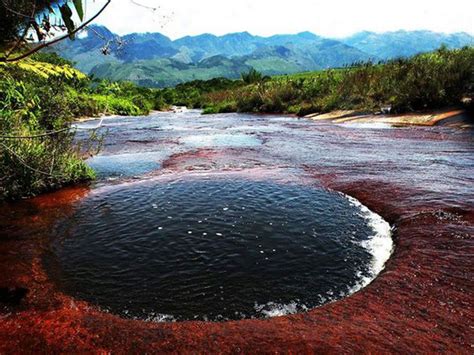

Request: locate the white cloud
(87, 0), (474, 39)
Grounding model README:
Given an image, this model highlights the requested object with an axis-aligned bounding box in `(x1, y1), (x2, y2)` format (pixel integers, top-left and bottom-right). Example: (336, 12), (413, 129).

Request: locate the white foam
(250, 195), (393, 320)
(141, 313), (176, 323)
(254, 301), (308, 318)
(342, 193), (394, 293)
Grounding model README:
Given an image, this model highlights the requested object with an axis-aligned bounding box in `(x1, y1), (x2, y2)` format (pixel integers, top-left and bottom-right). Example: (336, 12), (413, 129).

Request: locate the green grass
(199, 46), (474, 115)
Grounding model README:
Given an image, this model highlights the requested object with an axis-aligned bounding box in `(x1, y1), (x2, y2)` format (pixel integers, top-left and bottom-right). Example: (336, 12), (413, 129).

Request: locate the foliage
(14, 59), (86, 81)
(156, 77), (242, 109)
(0, 54), (166, 200)
(31, 52), (76, 66)
(0, 63), (95, 199)
(241, 68), (268, 84)
(1, 0), (112, 64)
(200, 46), (474, 115)
(1, 1), (85, 45)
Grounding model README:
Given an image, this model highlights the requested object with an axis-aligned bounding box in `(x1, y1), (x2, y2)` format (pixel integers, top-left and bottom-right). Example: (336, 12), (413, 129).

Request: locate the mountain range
(53, 26), (473, 87)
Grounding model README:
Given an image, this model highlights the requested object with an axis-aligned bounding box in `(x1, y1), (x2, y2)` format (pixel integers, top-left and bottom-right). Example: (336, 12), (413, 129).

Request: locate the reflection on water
(86, 151), (163, 178)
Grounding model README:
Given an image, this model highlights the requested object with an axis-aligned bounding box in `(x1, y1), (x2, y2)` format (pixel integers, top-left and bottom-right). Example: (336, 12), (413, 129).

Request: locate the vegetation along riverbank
(197, 46), (474, 116)
(0, 53), (165, 200)
(1, 46), (473, 200)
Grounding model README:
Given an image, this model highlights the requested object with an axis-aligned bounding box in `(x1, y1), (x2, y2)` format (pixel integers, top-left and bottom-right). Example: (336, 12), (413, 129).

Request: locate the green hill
(53, 26), (474, 88)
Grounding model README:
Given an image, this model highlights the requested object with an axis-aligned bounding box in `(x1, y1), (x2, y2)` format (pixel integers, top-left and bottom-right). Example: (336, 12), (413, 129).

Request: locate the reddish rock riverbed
(0, 111), (472, 353)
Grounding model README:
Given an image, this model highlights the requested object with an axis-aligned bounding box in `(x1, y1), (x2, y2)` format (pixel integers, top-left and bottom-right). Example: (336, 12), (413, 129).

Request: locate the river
(0, 110), (472, 352)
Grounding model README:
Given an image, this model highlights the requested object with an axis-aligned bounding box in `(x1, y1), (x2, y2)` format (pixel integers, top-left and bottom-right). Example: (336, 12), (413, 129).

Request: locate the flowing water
(40, 110), (401, 321)
(1, 110), (472, 351)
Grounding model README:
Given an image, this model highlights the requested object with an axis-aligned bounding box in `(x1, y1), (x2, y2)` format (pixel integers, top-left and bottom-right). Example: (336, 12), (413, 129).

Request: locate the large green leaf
(73, 0), (84, 21)
(59, 4), (75, 40)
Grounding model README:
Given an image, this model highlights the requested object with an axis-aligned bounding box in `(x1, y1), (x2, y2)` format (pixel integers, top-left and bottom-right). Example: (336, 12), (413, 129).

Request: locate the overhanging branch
(0, 0), (111, 63)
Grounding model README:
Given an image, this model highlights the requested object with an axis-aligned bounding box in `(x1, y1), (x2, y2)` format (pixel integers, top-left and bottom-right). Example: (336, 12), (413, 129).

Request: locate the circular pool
(45, 175), (392, 322)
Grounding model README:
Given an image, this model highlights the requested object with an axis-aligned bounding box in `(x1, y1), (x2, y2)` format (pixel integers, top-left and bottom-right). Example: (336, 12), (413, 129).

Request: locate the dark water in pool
(45, 176), (391, 321)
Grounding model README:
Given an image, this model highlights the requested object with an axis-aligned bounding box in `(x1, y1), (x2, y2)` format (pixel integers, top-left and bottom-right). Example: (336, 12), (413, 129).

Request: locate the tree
(0, 0), (111, 62)
(241, 68), (268, 84)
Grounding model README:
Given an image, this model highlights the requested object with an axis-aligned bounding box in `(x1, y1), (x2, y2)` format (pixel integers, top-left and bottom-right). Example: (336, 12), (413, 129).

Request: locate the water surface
(45, 175), (391, 321)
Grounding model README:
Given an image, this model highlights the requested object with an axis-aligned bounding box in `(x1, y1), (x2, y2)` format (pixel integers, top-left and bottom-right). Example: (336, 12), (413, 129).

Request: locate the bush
(0, 55), (176, 201)
(1, 54), (172, 200)
(241, 68), (268, 84)
(0, 65), (96, 200)
(203, 100), (237, 114)
(201, 46), (474, 115)
(0, 133), (96, 200)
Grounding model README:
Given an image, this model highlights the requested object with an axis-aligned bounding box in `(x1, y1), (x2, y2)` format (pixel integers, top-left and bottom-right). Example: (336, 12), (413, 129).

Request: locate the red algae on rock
(0, 111), (472, 353)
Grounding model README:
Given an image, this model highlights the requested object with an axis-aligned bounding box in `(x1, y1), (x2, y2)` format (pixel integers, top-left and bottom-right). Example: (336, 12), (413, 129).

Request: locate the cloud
(87, 0), (474, 38)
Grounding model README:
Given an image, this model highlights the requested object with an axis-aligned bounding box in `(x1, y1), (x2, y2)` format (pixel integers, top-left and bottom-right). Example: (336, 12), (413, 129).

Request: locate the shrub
(0, 68), (96, 200)
(201, 46), (474, 115)
(241, 68), (268, 84)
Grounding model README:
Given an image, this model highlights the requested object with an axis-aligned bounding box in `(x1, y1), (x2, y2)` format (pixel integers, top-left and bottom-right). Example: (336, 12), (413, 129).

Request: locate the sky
(86, 0), (474, 39)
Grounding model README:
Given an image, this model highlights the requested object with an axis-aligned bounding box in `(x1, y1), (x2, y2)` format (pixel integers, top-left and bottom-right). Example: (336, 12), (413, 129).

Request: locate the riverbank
(305, 108), (473, 128)
(73, 107), (188, 123)
(74, 107), (473, 128)
(197, 47), (474, 118)
(0, 54), (167, 201)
